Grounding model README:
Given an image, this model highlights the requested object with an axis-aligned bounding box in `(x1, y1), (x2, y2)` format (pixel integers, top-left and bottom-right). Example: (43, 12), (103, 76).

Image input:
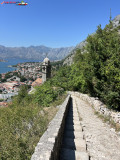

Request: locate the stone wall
(31, 95), (71, 160)
(69, 91), (120, 125)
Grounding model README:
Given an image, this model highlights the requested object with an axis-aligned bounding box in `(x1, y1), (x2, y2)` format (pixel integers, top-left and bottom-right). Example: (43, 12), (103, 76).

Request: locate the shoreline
(0, 59), (7, 62)
(0, 58), (41, 74)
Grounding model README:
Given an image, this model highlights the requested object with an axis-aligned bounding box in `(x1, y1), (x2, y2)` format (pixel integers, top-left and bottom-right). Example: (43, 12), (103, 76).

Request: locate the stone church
(42, 57), (51, 83)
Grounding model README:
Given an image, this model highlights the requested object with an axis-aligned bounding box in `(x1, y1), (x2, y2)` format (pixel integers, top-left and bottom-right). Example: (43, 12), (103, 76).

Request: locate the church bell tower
(42, 57), (51, 83)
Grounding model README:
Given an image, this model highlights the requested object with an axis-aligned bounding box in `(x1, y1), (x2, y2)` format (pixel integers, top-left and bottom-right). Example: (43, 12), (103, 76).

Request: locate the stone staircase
(31, 93), (120, 160)
(60, 96), (89, 160)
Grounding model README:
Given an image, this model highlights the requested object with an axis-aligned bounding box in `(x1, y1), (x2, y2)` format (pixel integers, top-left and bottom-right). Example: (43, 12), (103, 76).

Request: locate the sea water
(0, 58), (40, 74)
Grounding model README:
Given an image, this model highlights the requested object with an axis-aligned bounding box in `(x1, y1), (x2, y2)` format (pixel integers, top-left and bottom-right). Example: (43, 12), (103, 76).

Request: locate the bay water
(0, 58), (40, 74)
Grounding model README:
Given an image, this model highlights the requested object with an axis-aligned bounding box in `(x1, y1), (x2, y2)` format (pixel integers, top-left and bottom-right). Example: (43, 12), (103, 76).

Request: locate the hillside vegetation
(0, 85), (66, 159)
(0, 21), (120, 160)
(52, 23), (120, 110)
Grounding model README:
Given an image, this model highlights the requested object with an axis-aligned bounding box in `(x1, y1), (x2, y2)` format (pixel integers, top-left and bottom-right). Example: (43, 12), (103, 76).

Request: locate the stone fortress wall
(31, 91), (120, 160)
(31, 95), (71, 160)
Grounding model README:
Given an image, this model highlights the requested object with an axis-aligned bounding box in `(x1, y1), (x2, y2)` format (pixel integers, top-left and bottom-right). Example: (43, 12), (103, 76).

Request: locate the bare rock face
(63, 52), (75, 66)
(112, 15), (120, 28)
(63, 15), (120, 66)
(63, 41), (87, 65)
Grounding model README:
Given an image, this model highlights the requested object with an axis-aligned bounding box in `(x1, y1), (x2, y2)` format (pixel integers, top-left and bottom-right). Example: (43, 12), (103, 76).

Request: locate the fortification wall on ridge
(31, 95), (71, 160)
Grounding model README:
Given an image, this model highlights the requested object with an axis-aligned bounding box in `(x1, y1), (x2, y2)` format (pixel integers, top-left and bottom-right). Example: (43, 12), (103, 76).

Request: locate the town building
(42, 57), (51, 83)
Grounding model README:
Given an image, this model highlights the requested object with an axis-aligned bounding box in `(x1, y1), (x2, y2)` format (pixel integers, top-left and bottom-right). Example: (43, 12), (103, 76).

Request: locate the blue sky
(0, 0), (120, 48)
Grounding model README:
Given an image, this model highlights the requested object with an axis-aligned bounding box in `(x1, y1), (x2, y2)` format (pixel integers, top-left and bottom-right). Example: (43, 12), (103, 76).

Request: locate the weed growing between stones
(94, 111), (120, 132)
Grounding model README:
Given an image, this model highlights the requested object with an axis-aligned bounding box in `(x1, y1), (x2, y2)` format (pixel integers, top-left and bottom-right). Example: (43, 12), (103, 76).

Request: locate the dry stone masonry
(31, 95), (71, 160)
(68, 91), (120, 125)
(31, 92), (120, 160)
(69, 92), (120, 160)
(59, 95), (89, 160)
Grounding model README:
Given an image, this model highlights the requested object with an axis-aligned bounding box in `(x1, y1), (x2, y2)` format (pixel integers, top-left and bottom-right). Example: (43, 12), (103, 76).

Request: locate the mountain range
(0, 45), (74, 61)
(1, 15), (120, 63)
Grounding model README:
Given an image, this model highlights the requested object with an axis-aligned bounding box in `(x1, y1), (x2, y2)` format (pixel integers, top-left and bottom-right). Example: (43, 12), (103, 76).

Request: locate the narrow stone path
(60, 97), (89, 160)
(60, 95), (120, 160)
(75, 95), (120, 160)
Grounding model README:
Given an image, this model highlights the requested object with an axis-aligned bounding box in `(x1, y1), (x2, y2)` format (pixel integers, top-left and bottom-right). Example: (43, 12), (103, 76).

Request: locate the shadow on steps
(59, 98), (76, 160)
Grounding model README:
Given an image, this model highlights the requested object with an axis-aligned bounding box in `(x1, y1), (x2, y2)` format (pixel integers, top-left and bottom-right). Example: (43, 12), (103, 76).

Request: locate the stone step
(59, 97), (88, 159)
(62, 138), (87, 152)
(69, 108), (77, 110)
(65, 124), (83, 132)
(67, 113), (77, 116)
(73, 110), (78, 113)
(66, 115), (79, 119)
(73, 117), (80, 121)
(60, 148), (89, 160)
(67, 116), (80, 121)
(63, 131), (84, 139)
(66, 118), (80, 123)
(65, 120), (80, 125)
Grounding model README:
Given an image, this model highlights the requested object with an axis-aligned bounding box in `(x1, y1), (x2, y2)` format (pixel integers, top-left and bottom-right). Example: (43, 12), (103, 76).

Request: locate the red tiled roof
(0, 102), (8, 106)
(32, 78), (42, 87)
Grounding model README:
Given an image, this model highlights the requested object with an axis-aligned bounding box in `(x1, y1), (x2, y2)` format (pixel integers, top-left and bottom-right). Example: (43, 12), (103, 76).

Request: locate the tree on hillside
(80, 24), (120, 110)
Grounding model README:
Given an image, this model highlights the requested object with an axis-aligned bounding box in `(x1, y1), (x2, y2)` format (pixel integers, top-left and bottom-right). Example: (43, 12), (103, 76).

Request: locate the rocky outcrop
(112, 15), (120, 28)
(63, 15), (120, 66)
(63, 41), (87, 66)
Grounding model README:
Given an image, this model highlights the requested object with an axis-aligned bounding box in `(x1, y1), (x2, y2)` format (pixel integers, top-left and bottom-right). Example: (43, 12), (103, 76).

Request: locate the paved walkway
(60, 95), (120, 160)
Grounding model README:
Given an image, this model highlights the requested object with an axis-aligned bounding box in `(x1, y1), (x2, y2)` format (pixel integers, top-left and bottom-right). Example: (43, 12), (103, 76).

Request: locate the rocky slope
(0, 45), (74, 61)
(63, 40), (87, 65)
(63, 15), (120, 65)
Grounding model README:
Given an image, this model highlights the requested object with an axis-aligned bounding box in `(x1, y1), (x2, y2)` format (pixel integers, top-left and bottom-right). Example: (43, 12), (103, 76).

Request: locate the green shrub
(0, 84), (60, 160)
(0, 98), (4, 102)
(34, 82), (64, 107)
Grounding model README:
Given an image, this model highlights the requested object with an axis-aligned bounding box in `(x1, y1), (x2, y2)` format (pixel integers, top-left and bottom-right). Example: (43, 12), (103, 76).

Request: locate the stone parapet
(68, 91), (120, 125)
(31, 95), (71, 160)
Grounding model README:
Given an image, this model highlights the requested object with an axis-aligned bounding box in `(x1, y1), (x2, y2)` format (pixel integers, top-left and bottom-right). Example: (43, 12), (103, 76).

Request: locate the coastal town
(0, 57), (62, 107)
(0, 61), (46, 107)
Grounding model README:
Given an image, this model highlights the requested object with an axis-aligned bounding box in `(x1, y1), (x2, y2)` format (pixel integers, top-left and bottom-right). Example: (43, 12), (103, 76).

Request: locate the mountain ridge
(0, 45), (74, 61)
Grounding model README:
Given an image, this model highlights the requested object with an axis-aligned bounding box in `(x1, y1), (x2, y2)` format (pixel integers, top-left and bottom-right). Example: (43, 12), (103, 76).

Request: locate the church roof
(32, 78), (42, 87)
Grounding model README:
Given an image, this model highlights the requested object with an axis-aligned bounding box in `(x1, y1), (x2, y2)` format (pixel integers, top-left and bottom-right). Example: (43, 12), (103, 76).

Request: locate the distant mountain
(0, 45), (74, 61)
(63, 15), (120, 65)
